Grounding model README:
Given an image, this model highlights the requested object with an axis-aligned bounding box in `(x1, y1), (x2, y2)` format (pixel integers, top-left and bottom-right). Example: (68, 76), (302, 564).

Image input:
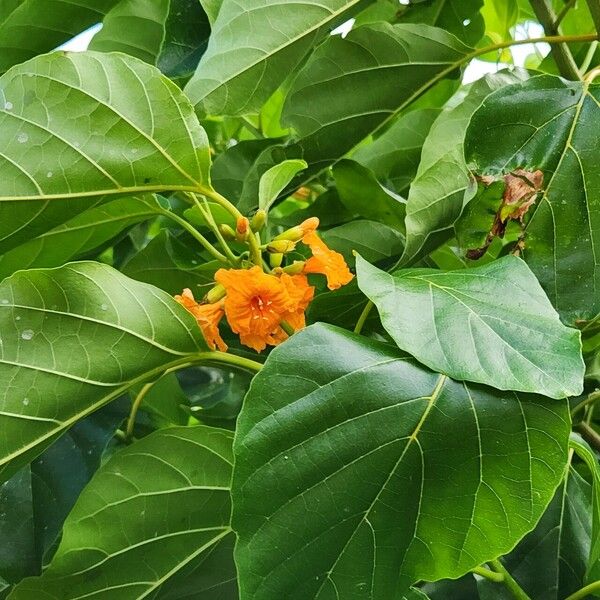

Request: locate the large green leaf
(9, 426), (237, 599)
(0, 196), (161, 281)
(401, 69), (528, 266)
(0, 51), (210, 253)
(281, 23), (472, 172)
(465, 75), (600, 324)
(0, 261), (206, 483)
(184, 0), (363, 116)
(356, 254), (584, 398)
(0, 1), (121, 73)
(232, 324), (570, 599)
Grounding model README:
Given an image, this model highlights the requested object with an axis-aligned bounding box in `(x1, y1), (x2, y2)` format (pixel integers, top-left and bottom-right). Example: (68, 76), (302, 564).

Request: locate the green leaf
(0, 468), (36, 582)
(232, 323), (570, 598)
(465, 75), (600, 324)
(9, 426), (236, 599)
(0, 261), (205, 483)
(184, 0), (363, 116)
(332, 160), (406, 232)
(89, 0), (170, 64)
(211, 139), (282, 203)
(258, 159), (307, 213)
(237, 143), (304, 214)
(570, 434), (600, 584)
(199, 0), (222, 25)
(157, 0), (212, 84)
(351, 108), (441, 195)
(476, 465), (592, 599)
(281, 23), (472, 172)
(0, 196), (161, 282)
(0, 51), (210, 253)
(401, 69), (528, 266)
(356, 254), (584, 398)
(0, 1), (121, 73)
(398, 0), (485, 45)
(122, 230), (219, 295)
(321, 220), (404, 265)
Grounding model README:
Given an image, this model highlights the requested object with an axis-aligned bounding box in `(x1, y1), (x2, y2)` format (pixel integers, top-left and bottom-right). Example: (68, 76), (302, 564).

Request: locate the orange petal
(301, 231), (354, 290)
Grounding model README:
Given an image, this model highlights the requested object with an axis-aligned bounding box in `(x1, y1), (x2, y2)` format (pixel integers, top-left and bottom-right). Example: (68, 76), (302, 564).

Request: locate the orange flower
(215, 266), (295, 352)
(279, 273), (314, 331)
(302, 231), (354, 290)
(174, 288), (227, 352)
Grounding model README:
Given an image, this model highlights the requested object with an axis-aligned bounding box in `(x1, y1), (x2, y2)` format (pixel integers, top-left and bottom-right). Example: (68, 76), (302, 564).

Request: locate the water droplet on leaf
(21, 329), (34, 340)
(17, 132), (28, 144)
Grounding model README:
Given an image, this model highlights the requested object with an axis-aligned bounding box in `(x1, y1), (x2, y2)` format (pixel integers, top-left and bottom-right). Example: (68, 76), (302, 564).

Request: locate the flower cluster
(175, 217), (353, 352)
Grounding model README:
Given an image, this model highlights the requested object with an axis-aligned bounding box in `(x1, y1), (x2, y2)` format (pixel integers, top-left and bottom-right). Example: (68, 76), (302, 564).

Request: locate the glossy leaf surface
(232, 324), (570, 598)
(356, 254), (584, 398)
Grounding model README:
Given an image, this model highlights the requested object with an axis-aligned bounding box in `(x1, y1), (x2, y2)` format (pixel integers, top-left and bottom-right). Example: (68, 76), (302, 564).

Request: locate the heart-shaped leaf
(9, 426), (236, 599)
(0, 261), (206, 483)
(356, 254), (584, 398)
(232, 324), (570, 598)
(464, 75), (600, 323)
(0, 51), (210, 252)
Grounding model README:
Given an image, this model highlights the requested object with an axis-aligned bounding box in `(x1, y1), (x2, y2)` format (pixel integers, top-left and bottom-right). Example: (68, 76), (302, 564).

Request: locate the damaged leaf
(457, 168), (544, 260)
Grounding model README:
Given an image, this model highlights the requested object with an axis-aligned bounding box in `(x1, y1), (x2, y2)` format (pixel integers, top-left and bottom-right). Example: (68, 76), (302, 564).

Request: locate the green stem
(201, 188), (264, 267)
(354, 300), (374, 335)
(280, 320), (295, 336)
(472, 565), (504, 583)
(160, 209), (228, 263)
(489, 559), (531, 600)
(528, 0), (581, 79)
(565, 580), (600, 600)
(125, 352), (262, 440)
(576, 421), (600, 452)
(194, 195), (240, 265)
(570, 390), (600, 417)
(126, 380), (157, 441)
(195, 350), (263, 373)
(580, 40), (599, 73)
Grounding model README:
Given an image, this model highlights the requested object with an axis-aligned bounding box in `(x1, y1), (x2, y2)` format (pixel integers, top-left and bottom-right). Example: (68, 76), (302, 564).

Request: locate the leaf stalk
(489, 559), (532, 600)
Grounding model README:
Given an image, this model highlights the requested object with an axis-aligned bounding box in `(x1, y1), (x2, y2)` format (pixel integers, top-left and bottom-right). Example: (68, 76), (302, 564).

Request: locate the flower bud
(219, 224), (236, 240)
(236, 216), (250, 241)
(250, 209), (267, 232)
(282, 260), (305, 275)
(204, 283), (226, 304)
(269, 253), (283, 269)
(299, 217), (319, 235)
(267, 239), (296, 254)
(273, 217), (320, 242)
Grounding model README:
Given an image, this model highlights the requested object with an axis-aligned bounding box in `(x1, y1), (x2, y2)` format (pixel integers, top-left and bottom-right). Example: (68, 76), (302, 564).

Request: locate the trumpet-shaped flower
(302, 231), (354, 290)
(174, 288), (227, 352)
